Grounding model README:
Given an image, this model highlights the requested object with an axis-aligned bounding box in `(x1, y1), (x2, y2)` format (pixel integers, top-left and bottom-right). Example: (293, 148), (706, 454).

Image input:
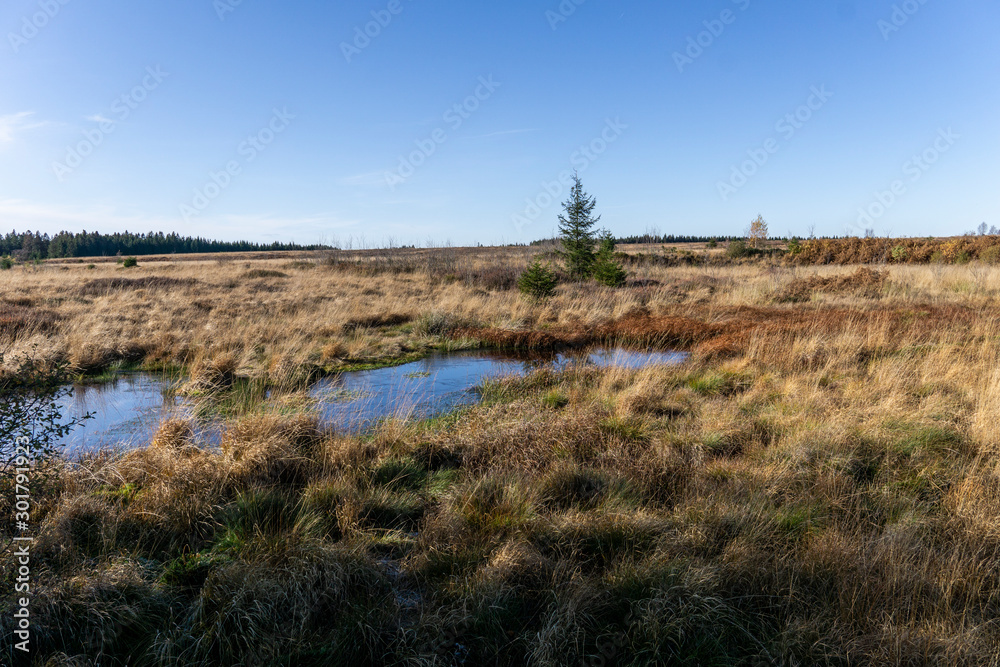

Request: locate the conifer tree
(517, 259), (558, 300)
(558, 173), (601, 280)
(592, 230), (627, 287)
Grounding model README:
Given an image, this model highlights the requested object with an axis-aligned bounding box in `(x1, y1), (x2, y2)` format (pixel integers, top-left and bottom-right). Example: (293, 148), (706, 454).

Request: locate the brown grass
(776, 267), (888, 302)
(77, 275), (199, 296)
(0, 299), (60, 336)
(5, 247), (1000, 664)
(3, 245), (998, 379)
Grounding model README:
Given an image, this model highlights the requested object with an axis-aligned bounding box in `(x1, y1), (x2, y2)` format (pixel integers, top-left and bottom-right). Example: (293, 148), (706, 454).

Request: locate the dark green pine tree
(558, 173), (601, 280)
(592, 230), (628, 287)
(517, 259), (558, 301)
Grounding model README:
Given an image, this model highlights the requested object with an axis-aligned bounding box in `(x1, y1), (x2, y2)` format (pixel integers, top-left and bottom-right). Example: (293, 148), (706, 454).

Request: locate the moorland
(2, 238), (1000, 665)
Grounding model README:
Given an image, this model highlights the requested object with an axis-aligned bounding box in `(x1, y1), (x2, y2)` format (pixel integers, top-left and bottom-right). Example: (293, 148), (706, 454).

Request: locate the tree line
(614, 233), (744, 244)
(531, 233), (770, 246)
(0, 230), (316, 260)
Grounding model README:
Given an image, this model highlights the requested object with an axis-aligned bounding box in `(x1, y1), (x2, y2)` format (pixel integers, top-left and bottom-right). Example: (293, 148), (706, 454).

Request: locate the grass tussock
(776, 267), (888, 302)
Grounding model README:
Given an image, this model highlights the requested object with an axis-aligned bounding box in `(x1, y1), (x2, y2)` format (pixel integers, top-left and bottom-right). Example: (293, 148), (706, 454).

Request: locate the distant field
(3, 244), (1000, 664)
(37, 233), (999, 267)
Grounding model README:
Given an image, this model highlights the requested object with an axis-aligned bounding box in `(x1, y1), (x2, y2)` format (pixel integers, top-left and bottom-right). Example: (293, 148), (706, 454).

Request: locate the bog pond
(58, 348), (688, 453)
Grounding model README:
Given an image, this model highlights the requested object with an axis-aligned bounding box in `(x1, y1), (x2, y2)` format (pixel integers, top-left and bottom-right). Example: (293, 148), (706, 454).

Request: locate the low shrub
(0, 352), (91, 493)
(726, 240), (751, 259)
(981, 245), (1000, 264)
(593, 256), (628, 287)
(518, 259), (558, 300)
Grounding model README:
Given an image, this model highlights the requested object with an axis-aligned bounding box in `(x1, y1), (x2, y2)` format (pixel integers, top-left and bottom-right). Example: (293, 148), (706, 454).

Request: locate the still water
(59, 348), (687, 452)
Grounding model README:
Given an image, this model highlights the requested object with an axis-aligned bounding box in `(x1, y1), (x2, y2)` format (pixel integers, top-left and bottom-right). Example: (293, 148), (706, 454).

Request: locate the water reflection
(58, 348), (688, 452)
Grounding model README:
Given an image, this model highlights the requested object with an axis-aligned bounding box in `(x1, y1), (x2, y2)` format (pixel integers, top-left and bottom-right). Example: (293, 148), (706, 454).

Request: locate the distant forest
(614, 234), (744, 244)
(10, 228), (992, 261)
(0, 230), (316, 260)
(3, 230), (759, 260)
(529, 234), (747, 247)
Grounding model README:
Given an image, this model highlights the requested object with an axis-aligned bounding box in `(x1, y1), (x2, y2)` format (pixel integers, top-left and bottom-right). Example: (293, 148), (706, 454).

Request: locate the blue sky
(1, 1), (997, 246)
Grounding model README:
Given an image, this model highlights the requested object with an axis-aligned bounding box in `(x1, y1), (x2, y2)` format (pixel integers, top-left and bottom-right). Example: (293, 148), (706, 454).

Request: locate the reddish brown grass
(776, 267), (888, 302)
(0, 300), (61, 336)
(459, 303), (981, 361)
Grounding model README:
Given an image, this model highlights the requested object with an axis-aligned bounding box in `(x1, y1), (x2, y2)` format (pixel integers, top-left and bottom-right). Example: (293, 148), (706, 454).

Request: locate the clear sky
(1, 1), (997, 246)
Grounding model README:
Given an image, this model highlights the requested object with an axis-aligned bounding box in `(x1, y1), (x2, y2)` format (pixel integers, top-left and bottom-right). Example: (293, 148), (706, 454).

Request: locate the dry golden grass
(5, 248), (1000, 664)
(4, 246), (1000, 380)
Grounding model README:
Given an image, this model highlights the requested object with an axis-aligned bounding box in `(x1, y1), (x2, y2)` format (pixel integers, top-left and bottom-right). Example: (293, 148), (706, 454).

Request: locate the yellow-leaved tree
(747, 214), (769, 249)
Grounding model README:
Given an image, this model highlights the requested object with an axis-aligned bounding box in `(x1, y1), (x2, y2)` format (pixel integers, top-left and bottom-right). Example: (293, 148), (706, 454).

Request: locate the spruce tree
(592, 230), (628, 287)
(517, 259), (558, 301)
(558, 173), (601, 280)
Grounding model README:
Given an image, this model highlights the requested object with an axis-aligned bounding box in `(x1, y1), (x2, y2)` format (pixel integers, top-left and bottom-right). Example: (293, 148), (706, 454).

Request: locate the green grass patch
(685, 370), (753, 397)
(774, 502), (827, 539)
(333, 350), (437, 373)
(599, 416), (648, 443)
(357, 488), (425, 530)
(532, 514), (661, 570)
(477, 369), (562, 405)
(93, 482), (141, 506)
(458, 480), (535, 534)
(161, 551), (229, 591)
(369, 456), (428, 491)
(73, 359), (148, 384)
(541, 389), (569, 410)
(887, 423), (963, 456)
(301, 479), (353, 539)
(425, 469), (461, 498)
(214, 489), (323, 555)
(366, 529), (419, 557)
